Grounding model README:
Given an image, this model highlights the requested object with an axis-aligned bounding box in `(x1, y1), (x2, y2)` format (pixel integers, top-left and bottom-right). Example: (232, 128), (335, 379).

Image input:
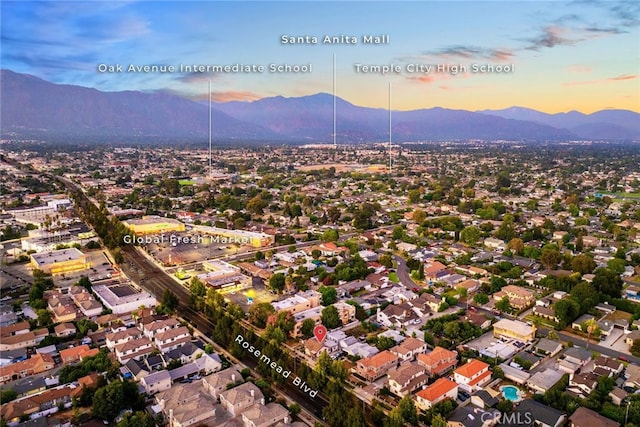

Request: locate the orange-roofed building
(60, 345), (100, 364)
(0, 353), (54, 384)
(415, 377), (458, 410)
(354, 350), (399, 382)
(453, 359), (491, 392)
(417, 346), (458, 376)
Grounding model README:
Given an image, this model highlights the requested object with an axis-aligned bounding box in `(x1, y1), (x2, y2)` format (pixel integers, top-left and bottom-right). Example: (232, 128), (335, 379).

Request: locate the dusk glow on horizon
(2, 1), (638, 113)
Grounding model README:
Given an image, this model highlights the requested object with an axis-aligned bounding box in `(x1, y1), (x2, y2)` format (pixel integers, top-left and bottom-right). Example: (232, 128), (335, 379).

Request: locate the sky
(1, 1), (639, 113)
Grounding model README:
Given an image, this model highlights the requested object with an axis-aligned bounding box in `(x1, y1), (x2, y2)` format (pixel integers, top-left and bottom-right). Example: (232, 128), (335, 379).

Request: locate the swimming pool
(501, 385), (521, 402)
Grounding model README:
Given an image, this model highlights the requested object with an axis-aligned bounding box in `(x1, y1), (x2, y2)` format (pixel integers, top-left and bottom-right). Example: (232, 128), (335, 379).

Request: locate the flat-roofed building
(272, 290), (321, 315)
(30, 248), (89, 275)
(193, 225), (274, 248)
(493, 318), (536, 342)
(92, 283), (157, 314)
(122, 215), (185, 235)
(197, 260), (251, 291)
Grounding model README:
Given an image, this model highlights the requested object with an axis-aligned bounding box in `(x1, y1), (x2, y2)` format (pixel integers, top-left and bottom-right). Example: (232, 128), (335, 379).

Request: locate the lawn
(178, 179), (196, 186)
(603, 310), (633, 322)
(389, 272), (399, 283)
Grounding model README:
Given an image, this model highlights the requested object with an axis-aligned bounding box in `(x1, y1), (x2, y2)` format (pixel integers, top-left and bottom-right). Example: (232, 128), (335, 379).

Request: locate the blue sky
(1, 1), (638, 112)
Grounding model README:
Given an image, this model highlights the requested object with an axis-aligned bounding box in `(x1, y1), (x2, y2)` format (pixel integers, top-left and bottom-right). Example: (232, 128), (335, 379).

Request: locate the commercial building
(30, 248), (89, 275)
(193, 225), (274, 248)
(198, 260), (251, 291)
(122, 215), (186, 235)
(92, 283), (157, 314)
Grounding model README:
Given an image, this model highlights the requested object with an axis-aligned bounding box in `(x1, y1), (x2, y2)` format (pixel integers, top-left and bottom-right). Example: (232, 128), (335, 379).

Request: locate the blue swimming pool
(501, 385), (521, 402)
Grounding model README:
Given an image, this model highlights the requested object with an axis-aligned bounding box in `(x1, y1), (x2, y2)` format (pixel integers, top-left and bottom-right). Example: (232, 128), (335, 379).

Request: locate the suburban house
(389, 337), (428, 362)
(219, 382), (264, 417)
(386, 363), (429, 397)
(453, 359), (491, 393)
(0, 353), (55, 384)
(53, 322), (77, 338)
(202, 367), (243, 400)
(140, 369), (172, 395)
(59, 345), (99, 364)
(154, 326), (191, 353)
(569, 407), (619, 427)
(114, 337), (154, 363)
(417, 346), (458, 376)
(414, 377), (458, 410)
(354, 350), (399, 382)
(492, 318), (536, 342)
(493, 285), (535, 309)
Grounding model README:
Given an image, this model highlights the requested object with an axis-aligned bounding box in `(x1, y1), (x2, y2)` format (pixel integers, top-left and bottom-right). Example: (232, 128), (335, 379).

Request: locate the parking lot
(146, 232), (254, 266)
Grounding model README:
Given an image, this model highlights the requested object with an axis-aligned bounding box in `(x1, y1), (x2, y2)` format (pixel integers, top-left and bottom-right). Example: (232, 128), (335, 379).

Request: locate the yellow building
(30, 248), (90, 275)
(122, 215), (186, 235)
(193, 225), (274, 248)
(493, 318), (536, 342)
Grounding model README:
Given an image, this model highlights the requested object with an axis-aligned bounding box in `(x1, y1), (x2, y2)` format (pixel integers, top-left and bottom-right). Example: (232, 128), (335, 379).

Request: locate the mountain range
(1, 69), (638, 143)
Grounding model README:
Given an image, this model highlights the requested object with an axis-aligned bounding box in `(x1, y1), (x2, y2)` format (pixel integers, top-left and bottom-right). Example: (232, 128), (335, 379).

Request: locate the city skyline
(1, 1), (639, 113)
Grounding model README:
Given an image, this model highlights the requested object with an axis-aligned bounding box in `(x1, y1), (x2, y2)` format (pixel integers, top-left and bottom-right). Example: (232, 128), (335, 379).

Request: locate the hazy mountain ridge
(479, 106), (640, 139)
(2, 70), (638, 143)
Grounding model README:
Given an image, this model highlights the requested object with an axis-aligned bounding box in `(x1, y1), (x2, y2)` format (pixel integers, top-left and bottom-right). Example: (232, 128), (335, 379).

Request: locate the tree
(583, 318), (599, 350)
(269, 273), (286, 293)
(554, 298), (581, 328)
(398, 395), (418, 425)
(378, 253), (393, 268)
(248, 303), (275, 328)
(607, 258), (627, 274)
(572, 254), (596, 275)
(592, 267), (623, 298)
(160, 289), (179, 314)
(431, 414), (447, 427)
(0, 389), (17, 404)
(321, 228), (339, 242)
(318, 286), (337, 305)
(321, 305), (342, 329)
(508, 238), (525, 255)
(541, 248), (562, 270)
(117, 411), (155, 427)
(474, 293), (489, 305)
(412, 209), (426, 224)
(92, 382), (125, 421)
(301, 319), (316, 338)
(460, 226), (481, 244)
(495, 296), (511, 313)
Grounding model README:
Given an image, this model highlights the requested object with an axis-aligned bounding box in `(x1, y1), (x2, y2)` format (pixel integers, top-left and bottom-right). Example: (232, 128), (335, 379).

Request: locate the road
(121, 245), (328, 423)
(393, 254), (418, 289)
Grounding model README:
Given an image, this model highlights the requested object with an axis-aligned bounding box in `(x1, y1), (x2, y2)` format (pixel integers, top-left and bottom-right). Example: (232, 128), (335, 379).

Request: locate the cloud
(177, 73), (223, 84)
(209, 91), (263, 102)
(562, 74), (638, 86)
(417, 45), (514, 62)
(525, 26), (576, 50)
(566, 64), (592, 74)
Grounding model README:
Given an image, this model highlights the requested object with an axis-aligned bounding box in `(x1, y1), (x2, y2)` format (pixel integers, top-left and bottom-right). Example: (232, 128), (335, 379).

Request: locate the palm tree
(584, 318), (599, 350)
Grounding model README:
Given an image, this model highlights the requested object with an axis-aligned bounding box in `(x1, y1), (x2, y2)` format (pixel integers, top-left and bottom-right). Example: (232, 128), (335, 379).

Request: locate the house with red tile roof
(354, 350), (399, 382)
(0, 353), (55, 384)
(415, 377), (458, 410)
(416, 346), (458, 377)
(453, 359), (491, 393)
(60, 345), (100, 364)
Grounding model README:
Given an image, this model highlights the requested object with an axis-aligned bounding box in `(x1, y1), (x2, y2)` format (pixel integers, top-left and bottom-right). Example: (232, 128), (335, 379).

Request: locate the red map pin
(313, 325), (327, 343)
